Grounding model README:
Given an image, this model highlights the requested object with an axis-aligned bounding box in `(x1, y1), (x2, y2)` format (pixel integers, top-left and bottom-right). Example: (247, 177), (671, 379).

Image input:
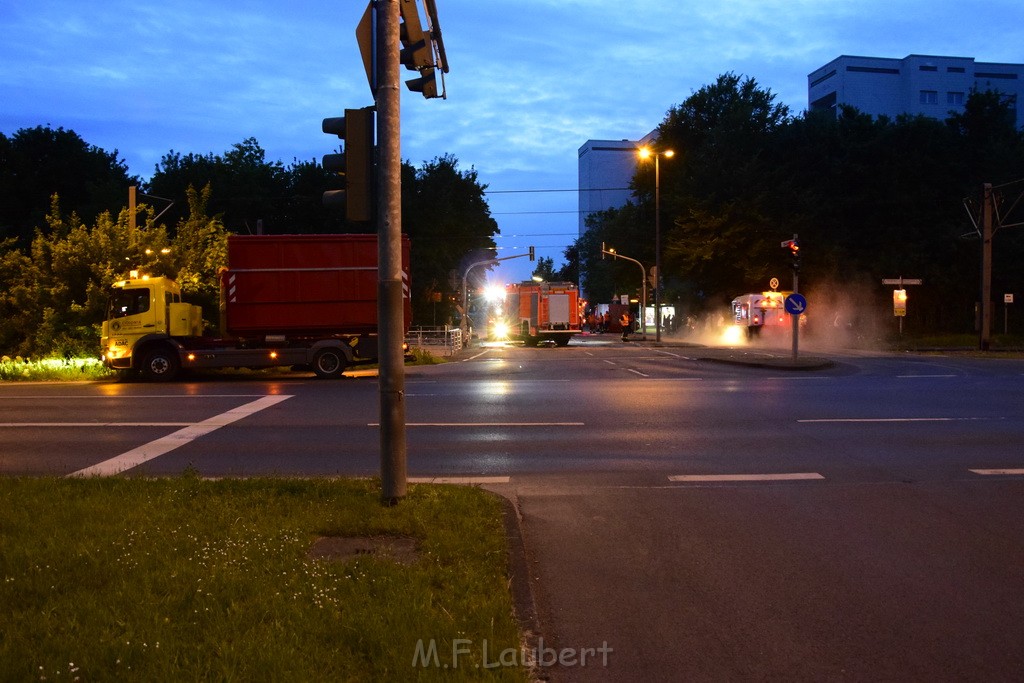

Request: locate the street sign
(1005, 293), (1014, 304)
(893, 289), (907, 316)
(356, 2), (375, 93)
(784, 293), (807, 315)
(769, 277), (779, 290)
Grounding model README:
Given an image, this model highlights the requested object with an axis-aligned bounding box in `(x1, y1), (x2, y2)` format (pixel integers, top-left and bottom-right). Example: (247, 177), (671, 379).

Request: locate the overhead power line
(484, 187), (631, 194)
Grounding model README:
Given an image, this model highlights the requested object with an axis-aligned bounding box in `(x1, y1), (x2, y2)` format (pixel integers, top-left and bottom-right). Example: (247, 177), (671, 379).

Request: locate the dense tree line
(578, 74), (1024, 334)
(0, 128), (496, 356)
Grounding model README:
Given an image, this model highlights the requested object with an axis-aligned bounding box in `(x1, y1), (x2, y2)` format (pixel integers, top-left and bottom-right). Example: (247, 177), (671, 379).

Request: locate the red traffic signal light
(781, 238), (800, 271)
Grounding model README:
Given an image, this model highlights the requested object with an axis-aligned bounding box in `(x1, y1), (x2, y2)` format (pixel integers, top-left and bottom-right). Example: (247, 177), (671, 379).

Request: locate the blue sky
(2, 0), (1022, 284)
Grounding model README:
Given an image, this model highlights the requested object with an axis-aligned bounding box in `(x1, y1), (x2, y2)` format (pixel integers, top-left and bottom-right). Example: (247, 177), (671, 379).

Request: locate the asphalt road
(2, 339), (1024, 680)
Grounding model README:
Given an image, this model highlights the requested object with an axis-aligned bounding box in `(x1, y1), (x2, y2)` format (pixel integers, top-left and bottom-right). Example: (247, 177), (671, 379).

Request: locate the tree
(170, 184), (229, 323)
(401, 155), (499, 325)
(532, 256), (557, 281)
(655, 74), (792, 306)
(0, 126), (139, 245)
(2, 195), (170, 356)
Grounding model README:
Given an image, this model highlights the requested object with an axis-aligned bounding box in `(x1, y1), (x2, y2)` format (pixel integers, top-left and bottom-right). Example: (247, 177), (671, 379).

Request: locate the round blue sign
(784, 293), (808, 315)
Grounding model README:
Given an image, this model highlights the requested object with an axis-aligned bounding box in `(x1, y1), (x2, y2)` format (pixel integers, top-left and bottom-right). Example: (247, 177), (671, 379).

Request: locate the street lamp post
(600, 243), (647, 341)
(638, 147), (673, 342)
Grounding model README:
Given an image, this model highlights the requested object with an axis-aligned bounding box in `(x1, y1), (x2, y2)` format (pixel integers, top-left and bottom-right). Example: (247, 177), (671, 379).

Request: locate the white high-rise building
(577, 131), (657, 237)
(808, 54), (1023, 128)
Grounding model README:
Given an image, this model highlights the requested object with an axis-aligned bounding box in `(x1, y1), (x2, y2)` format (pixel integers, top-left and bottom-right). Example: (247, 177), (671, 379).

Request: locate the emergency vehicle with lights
(101, 234), (410, 381)
(731, 290), (792, 338)
(489, 281), (581, 346)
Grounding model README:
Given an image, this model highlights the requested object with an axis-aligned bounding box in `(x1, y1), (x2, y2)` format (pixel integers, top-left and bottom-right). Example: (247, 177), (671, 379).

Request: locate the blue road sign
(784, 293), (808, 315)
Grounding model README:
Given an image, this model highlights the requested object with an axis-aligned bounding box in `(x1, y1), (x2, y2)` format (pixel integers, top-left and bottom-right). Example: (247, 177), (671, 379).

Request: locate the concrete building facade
(808, 54), (1024, 129)
(577, 131), (657, 237)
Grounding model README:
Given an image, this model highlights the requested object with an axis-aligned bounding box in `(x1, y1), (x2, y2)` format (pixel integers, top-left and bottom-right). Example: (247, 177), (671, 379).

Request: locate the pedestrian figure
(620, 312), (631, 341)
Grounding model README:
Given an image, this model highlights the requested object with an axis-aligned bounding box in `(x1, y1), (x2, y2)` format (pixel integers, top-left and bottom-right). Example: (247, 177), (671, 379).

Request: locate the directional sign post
(882, 277), (922, 337)
(784, 292), (807, 315)
(784, 293), (807, 360)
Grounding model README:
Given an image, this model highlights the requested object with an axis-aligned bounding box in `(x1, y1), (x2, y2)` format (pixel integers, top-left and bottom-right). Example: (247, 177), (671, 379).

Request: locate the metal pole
(376, 0), (406, 503)
(980, 183), (993, 351)
(129, 185), (137, 244)
(654, 156), (661, 342)
(791, 233), (799, 361)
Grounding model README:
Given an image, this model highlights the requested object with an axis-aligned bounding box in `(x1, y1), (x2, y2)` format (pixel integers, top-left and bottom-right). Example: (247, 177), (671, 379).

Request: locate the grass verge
(0, 349), (445, 383)
(0, 476), (525, 681)
(0, 356), (113, 382)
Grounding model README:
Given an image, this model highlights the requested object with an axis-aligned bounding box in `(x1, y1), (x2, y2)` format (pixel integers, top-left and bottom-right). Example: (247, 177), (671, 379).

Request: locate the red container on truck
(100, 234), (410, 380)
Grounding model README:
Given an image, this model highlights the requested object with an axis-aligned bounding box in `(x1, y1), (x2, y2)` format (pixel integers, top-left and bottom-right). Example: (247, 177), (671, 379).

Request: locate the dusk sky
(2, 0), (1021, 284)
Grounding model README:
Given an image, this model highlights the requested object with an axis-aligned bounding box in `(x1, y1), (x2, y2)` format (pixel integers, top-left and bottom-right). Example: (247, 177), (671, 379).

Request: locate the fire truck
(731, 290), (792, 338)
(490, 281), (581, 346)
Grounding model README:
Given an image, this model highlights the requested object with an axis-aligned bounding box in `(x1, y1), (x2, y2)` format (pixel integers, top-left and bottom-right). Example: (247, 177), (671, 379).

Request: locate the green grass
(0, 349), (445, 382)
(889, 332), (1024, 356)
(0, 477), (525, 681)
(0, 356), (113, 381)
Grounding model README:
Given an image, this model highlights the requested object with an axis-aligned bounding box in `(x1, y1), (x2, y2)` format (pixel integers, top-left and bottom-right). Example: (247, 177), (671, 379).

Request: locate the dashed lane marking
(669, 472), (825, 482)
(408, 476), (511, 484)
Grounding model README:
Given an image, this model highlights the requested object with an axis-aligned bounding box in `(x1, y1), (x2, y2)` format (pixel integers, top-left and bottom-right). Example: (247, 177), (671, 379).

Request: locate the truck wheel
(312, 348), (347, 379)
(140, 347), (180, 381)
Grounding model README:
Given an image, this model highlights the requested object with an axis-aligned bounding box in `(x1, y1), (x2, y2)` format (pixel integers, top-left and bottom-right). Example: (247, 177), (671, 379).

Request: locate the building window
(919, 65), (938, 72)
(947, 66), (966, 73)
(847, 65), (899, 75)
(947, 92), (964, 106)
(975, 72), (1018, 80)
(920, 90), (938, 105)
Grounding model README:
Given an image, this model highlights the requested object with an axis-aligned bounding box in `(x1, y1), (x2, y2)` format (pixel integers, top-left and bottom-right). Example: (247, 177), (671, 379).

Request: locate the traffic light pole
(460, 252), (534, 347)
(789, 234), (799, 361)
(376, 0), (407, 504)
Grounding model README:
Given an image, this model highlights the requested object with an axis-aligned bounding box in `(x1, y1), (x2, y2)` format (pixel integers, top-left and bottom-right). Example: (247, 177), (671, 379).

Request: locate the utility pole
(128, 186), (137, 244)
(980, 183), (994, 351)
(377, 0), (406, 504)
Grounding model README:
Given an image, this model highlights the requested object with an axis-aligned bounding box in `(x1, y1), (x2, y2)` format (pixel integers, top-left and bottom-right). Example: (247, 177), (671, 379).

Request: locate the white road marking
(68, 395), (293, 477)
(461, 350), (490, 361)
(1, 422), (192, 427)
(627, 368), (649, 377)
(369, 422), (585, 427)
(408, 476), (511, 484)
(897, 374), (957, 378)
(969, 468), (1024, 476)
(669, 472), (825, 482)
(798, 417), (999, 423)
(0, 394), (272, 399)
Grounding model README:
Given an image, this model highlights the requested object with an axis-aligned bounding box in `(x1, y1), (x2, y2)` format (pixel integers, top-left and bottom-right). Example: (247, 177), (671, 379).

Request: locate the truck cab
(101, 276), (203, 377)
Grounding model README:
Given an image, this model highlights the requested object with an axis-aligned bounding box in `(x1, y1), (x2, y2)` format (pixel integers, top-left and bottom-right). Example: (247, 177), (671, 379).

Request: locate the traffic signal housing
(782, 238), (800, 271)
(399, 0), (438, 98)
(322, 107), (375, 223)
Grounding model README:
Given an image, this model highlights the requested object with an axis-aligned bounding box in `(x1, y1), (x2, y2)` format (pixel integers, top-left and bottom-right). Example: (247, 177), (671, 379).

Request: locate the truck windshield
(108, 288), (150, 319)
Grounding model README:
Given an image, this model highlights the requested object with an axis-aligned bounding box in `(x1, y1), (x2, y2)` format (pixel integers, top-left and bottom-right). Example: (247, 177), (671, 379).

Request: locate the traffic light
(529, 246), (535, 261)
(782, 238), (800, 271)
(399, 0), (438, 98)
(322, 107), (375, 223)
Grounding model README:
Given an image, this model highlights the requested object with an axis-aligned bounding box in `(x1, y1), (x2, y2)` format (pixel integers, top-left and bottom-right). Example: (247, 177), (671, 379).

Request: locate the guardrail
(406, 326), (463, 356)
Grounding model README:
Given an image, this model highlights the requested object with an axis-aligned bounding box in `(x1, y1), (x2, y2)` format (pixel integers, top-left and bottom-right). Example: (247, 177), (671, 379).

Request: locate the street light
(600, 242), (647, 341)
(638, 146), (674, 342)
